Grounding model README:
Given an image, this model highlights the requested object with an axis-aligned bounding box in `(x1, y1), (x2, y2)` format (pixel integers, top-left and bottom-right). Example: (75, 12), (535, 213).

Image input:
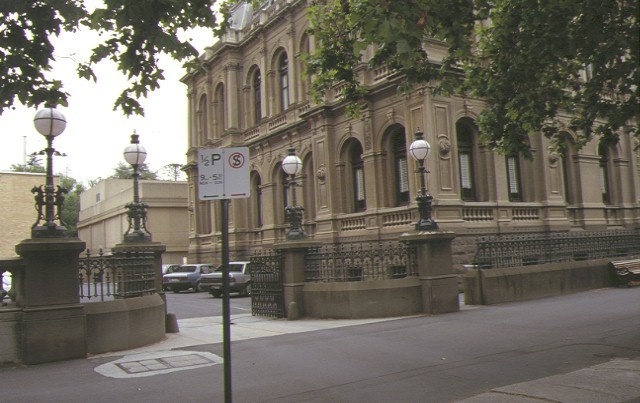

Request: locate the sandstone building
(0, 172), (49, 257)
(180, 0), (640, 266)
(77, 178), (189, 264)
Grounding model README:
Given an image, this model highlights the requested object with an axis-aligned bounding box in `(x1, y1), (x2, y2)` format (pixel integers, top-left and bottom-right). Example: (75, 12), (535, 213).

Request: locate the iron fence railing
(78, 249), (157, 302)
(305, 241), (417, 282)
(473, 230), (640, 269)
(250, 249), (285, 318)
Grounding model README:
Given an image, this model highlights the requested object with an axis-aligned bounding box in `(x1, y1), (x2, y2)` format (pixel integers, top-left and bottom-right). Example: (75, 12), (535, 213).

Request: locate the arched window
(198, 94), (208, 146)
(506, 154), (522, 202)
(299, 34), (311, 102)
(598, 143), (611, 204)
(252, 70), (262, 125)
(278, 53), (290, 112)
(350, 142), (366, 212)
(214, 83), (225, 137)
(392, 131), (409, 206)
(559, 133), (577, 205)
(250, 172), (263, 228)
(281, 168), (290, 224)
(456, 120), (477, 201)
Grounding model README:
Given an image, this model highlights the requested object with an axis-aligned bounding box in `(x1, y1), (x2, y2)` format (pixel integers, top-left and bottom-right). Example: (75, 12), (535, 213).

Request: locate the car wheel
(210, 291), (221, 298)
(173, 289), (180, 293)
(243, 283), (252, 297)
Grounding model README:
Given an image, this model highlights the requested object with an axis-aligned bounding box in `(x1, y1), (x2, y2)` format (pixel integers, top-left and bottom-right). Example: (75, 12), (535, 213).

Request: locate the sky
(0, 25), (214, 185)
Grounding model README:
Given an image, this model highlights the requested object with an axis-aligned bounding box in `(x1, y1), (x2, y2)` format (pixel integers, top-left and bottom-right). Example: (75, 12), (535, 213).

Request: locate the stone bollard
(15, 237), (87, 364)
(400, 231), (460, 314)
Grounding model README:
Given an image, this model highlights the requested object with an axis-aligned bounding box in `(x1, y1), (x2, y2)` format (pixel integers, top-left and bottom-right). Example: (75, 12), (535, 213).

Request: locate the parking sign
(198, 147), (250, 200)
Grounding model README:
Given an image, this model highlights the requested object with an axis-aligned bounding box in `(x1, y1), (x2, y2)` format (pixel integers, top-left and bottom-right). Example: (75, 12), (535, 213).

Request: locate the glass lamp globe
(33, 107), (67, 138)
(282, 151), (302, 175)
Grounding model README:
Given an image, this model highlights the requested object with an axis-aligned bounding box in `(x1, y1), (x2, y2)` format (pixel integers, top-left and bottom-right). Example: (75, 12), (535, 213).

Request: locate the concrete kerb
(91, 293), (475, 359)
(91, 313), (415, 359)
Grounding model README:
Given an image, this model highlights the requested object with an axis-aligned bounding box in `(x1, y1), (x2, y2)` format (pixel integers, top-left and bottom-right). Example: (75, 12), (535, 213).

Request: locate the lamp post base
(415, 219), (439, 232)
(31, 224), (68, 238)
(124, 231), (152, 243)
(285, 205), (307, 240)
(285, 228), (308, 240)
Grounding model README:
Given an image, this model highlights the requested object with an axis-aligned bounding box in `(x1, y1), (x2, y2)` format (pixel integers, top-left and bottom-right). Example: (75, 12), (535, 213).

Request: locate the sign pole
(197, 147), (249, 403)
(221, 198), (232, 403)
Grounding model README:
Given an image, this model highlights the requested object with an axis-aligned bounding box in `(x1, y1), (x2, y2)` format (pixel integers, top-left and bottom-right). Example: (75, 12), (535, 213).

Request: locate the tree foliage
(9, 154), (46, 173)
(307, 0), (639, 155)
(58, 174), (84, 237)
(111, 161), (158, 180)
(0, 0), (231, 115)
(157, 163), (187, 181)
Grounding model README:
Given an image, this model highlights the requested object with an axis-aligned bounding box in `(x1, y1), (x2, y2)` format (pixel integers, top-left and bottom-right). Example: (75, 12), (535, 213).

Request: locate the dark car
(162, 264), (214, 293)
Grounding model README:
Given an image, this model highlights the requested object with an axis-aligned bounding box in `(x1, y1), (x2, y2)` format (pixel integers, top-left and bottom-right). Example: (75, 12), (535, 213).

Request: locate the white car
(198, 261), (253, 297)
(162, 264), (214, 293)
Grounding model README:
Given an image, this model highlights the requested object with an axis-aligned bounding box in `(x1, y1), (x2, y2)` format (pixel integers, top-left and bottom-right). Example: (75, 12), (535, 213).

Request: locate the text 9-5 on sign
(198, 147), (250, 200)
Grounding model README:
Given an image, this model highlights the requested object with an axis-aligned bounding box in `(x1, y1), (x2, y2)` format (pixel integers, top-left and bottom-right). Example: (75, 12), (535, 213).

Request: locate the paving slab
(458, 358), (640, 403)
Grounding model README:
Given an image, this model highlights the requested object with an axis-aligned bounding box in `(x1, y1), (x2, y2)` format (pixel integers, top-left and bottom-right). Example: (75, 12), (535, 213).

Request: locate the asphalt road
(1, 287), (638, 402)
(164, 289), (252, 319)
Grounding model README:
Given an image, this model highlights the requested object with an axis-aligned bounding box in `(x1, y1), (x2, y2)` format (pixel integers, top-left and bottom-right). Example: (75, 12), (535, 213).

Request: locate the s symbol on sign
(229, 152), (245, 168)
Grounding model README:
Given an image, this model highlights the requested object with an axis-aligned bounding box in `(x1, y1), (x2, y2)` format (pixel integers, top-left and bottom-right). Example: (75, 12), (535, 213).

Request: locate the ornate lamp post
(282, 148), (306, 240)
(122, 132), (152, 243)
(409, 128), (438, 231)
(31, 107), (68, 238)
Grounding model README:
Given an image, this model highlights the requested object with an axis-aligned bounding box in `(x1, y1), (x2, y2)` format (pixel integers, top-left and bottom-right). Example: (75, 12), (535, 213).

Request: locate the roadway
(0, 287), (638, 402)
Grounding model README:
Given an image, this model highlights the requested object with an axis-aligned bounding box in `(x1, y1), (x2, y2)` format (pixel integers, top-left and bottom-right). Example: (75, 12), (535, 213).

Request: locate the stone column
(400, 231), (459, 314)
(15, 237), (86, 364)
(273, 240), (320, 320)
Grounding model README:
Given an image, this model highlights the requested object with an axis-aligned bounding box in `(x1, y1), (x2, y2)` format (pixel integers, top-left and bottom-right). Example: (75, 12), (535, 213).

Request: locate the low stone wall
(303, 277), (422, 319)
(0, 308), (20, 365)
(464, 258), (616, 305)
(84, 294), (166, 355)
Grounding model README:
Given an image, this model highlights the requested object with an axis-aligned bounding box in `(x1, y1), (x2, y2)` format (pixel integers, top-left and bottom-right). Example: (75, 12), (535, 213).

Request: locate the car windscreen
(175, 266), (198, 273)
(215, 264), (245, 273)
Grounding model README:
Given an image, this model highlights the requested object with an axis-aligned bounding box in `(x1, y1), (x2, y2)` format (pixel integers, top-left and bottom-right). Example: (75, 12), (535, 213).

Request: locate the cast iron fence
(473, 230), (640, 269)
(78, 248), (157, 302)
(305, 241), (417, 282)
(249, 249), (284, 318)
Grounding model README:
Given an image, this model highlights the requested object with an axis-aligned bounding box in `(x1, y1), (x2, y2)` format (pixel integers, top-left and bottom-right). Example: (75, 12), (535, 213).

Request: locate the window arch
(250, 171), (263, 228)
(197, 94), (208, 146)
(251, 69), (262, 125)
(383, 126), (409, 207)
(278, 52), (290, 112)
(342, 139), (366, 212)
(598, 142), (612, 204)
(559, 132), (577, 205)
(300, 153), (315, 223)
(280, 167), (289, 225)
(214, 83), (225, 137)
(506, 153), (523, 202)
(456, 119), (478, 201)
(298, 34), (311, 102)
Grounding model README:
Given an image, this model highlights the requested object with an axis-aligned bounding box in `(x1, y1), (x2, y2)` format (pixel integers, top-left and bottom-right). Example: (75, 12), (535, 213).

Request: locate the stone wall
(303, 278), (422, 319)
(463, 258), (616, 305)
(84, 294), (166, 355)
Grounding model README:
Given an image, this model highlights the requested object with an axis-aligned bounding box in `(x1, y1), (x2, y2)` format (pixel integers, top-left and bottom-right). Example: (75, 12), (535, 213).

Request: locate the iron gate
(250, 249), (284, 318)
